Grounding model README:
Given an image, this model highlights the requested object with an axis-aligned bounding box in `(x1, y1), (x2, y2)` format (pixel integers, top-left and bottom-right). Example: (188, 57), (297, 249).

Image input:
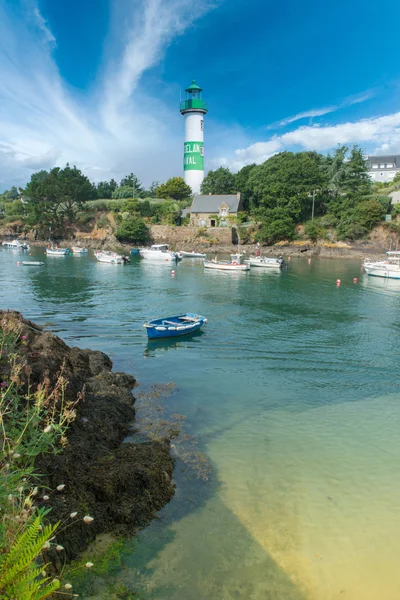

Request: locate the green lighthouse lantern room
(180, 80), (208, 114)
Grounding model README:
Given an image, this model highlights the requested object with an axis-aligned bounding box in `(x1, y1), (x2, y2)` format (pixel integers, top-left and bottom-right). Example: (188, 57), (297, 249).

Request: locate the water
(2, 247), (400, 599)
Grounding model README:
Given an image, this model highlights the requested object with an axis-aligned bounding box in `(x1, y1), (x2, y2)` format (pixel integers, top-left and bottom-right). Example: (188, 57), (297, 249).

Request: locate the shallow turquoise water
(2, 247), (400, 599)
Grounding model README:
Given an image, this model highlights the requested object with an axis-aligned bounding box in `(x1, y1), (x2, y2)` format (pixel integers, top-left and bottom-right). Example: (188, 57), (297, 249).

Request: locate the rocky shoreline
(0, 311), (175, 567)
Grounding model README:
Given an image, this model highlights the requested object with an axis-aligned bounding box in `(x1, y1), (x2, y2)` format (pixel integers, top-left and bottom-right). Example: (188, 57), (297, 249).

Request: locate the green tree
(122, 199), (140, 214)
(247, 151), (327, 219)
(234, 164), (256, 211)
(342, 146), (371, 198)
(143, 181), (160, 198)
(140, 200), (153, 217)
(115, 216), (150, 243)
(97, 179), (117, 199)
(156, 177), (192, 201)
(256, 207), (296, 244)
(3, 186), (20, 200)
(336, 199), (385, 240)
(200, 167), (236, 195)
(24, 165), (93, 235)
(112, 185), (135, 199)
(304, 219), (327, 243)
(120, 173), (144, 197)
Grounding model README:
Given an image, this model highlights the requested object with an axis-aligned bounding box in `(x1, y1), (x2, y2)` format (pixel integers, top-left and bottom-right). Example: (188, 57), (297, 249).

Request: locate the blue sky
(1, 0), (400, 190)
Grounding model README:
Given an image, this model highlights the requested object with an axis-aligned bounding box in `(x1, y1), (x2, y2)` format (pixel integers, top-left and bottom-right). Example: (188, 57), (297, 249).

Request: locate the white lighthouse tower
(180, 80), (208, 195)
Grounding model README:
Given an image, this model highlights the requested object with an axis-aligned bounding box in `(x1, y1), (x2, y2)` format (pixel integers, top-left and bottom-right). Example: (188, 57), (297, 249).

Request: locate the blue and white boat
(144, 313), (207, 339)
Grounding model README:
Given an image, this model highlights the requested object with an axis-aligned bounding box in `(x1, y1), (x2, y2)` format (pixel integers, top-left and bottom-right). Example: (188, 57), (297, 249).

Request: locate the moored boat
(72, 246), (88, 254)
(22, 261), (44, 266)
(178, 250), (207, 259)
(139, 244), (180, 262)
(46, 246), (70, 256)
(204, 252), (250, 272)
(94, 250), (125, 264)
(364, 252), (400, 279)
(2, 239), (30, 250)
(144, 313), (207, 339)
(245, 255), (285, 269)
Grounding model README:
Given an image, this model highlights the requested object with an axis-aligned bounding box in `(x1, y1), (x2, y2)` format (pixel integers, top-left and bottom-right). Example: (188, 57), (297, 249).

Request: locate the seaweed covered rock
(0, 310), (175, 564)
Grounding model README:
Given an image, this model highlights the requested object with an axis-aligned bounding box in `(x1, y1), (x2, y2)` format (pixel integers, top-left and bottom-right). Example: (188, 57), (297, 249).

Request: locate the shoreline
(11, 238), (388, 261)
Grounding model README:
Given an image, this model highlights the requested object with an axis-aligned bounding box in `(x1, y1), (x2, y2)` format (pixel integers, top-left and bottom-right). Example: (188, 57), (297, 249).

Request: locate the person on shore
(255, 242), (261, 257)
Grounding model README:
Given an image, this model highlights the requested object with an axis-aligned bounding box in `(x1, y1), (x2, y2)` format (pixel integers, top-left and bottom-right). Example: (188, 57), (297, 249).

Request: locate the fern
(0, 516), (60, 599)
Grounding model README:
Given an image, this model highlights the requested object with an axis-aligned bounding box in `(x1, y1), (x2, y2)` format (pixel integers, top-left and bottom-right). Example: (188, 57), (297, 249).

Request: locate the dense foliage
(156, 177), (192, 201)
(115, 216), (150, 243)
(200, 167), (236, 195)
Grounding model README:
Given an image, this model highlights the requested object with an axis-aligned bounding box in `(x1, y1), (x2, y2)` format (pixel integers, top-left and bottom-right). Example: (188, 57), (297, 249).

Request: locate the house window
(210, 219), (216, 227)
(386, 163), (393, 168)
(220, 208), (227, 216)
(388, 171), (395, 177)
(372, 164), (378, 169)
(379, 164), (384, 169)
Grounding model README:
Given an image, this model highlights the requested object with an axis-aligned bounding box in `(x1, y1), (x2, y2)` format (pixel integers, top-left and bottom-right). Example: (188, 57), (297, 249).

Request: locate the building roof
(367, 155), (400, 169)
(191, 194), (241, 214)
(185, 80), (202, 93)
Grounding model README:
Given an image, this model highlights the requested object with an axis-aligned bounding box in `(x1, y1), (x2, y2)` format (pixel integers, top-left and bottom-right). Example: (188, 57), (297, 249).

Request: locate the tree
(247, 151), (327, 219)
(122, 199), (140, 214)
(112, 185), (135, 199)
(120, 173), (144, 197)
(256, 207), (296, 244)
(156, 177), (192, 201)
(235, 164), (256, 211)
(342, 146), (371, 198)
(200, 167), (236, 195)
(24, 165), (93, 235)
(115, 216), (150, 243)
(142, 181), (160, 198)
(140, 200), (153, 217)
(97, 179), (117, 199)
(336, 199), (385, 240)
(5, 186), (19, 200)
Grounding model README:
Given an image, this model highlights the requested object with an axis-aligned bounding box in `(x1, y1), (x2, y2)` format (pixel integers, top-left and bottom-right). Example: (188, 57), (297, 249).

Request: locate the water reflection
(144, 330), (205, 357)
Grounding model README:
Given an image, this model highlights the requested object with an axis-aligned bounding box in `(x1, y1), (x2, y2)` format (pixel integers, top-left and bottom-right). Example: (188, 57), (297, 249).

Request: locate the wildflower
(42, 541), (50, 550)
(83, 515), (94, 524)
(41, 571), (46, 577)
(13, 453), (21, 459)
(0, 381), (7, 388)
(18, 486), (24, 493)
(85, 562), (94, 568)
(7, 494), (13, 502)
(70, 512), (78, 518)
(43, 495), (49, 500)
(56, 545), (64, 552)
(43, 425), (52, 433)
(31, 487), (38, 496)
(52, 579), (59, 585)
(56, 484), (65, 491)
(65, 584), (73, 589)
(21, 335), (27, 340)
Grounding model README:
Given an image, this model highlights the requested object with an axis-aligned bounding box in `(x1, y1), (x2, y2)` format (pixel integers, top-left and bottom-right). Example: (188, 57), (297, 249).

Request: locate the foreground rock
(0, 311), (175, 565)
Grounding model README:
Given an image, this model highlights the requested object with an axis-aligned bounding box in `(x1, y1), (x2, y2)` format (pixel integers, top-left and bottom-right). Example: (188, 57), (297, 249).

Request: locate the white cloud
(0, 0), (215, 190)
(223, 112), (400, 171)
(268, 88), (378, 130)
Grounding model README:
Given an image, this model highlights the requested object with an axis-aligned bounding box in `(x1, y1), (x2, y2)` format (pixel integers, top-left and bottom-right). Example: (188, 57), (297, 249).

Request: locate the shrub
(255, 208), (295, 244)
(96, 214), (110, 229)
(115, 217), (150, 243)
(391, 204), (400, 218)
(304, 220), (327, 243)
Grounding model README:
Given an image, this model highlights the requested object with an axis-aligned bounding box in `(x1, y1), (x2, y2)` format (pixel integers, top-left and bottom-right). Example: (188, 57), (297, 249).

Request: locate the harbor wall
(149, 225), (234, 246)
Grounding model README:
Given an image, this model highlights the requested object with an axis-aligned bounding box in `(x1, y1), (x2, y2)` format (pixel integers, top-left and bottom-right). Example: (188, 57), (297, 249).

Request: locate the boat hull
(179, 251), (206, 258)
(22, 261), (44, 266)
(204, 260), (249, 271)
(364, 266), (400, 279)
(46, 249), (70, 256)
(144, 313), (207, 339)
(95, 252), (123, 264)
(245, 257), (284, 269)
(140, 250), (178, 262)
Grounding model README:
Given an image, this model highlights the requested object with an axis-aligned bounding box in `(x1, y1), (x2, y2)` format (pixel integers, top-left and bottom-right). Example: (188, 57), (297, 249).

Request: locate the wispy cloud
(268, 88), (378, 130)
(221, 111), (400, 171)
(0, 0), (215, 190)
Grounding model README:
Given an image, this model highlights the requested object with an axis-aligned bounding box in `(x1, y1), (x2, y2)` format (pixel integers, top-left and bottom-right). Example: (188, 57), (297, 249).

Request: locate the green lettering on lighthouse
(183, 141), (204, 171)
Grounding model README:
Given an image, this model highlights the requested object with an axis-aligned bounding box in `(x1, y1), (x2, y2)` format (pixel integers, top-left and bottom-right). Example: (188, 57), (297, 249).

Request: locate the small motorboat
(46, 246), (70, 256)
(245, 255), (286, 269)
(131, 248), (140, 255)
(139, 244), (180, 262)
(2, 239), (30, 250)
(22, 261), (44, 266)
(71, 246), (88, 254)
(178, 250), (207, 259)
(204, 253), (250, 272)
(94, 250), (129, 264)
(363, 251), (400, 279)
(144, 313), (207, 339)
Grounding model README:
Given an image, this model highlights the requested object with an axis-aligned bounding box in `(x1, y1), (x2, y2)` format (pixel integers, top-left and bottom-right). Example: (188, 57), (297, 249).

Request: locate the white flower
(7, 494), (13, 502)
(83, 515), (94, 524)
(43, 425), (52, 433)
(70, 512), (78, 518)
(56, 545), (64, 552)
(41, 571), (47, 577)
(64, 583), (73, 589)
(13, 453), (21, 459)
(42, 541), (50, 550)
(43, 495), (49, 501)
(52, 578), (59, 585)
(32, 487), (38, 496)
(18, 486), (23, 493)
(56, 484), (65, 491)
(85, 562), (94, 568)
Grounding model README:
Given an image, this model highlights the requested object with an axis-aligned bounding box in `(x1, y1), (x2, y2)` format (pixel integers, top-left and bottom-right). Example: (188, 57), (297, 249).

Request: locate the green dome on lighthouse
(185, 80), (202, 93)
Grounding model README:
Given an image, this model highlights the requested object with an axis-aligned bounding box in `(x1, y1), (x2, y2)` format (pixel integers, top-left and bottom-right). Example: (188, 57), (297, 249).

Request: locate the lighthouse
(180, 80), (208, 195)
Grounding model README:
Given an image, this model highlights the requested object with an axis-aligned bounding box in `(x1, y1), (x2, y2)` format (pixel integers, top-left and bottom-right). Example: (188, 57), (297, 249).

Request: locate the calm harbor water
(1, 247), (400, 599)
